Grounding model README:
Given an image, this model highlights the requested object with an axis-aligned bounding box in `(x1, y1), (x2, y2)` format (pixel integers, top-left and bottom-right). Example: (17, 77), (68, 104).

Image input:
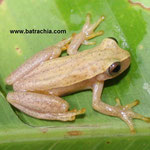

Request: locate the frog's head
(96, 38), (131, 81)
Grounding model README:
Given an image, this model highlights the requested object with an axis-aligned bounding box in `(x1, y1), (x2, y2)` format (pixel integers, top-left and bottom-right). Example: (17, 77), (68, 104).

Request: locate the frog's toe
(115, 99), (150, 133)
(143, 117), (150, 122)
(66, 108), (86, 121)
(85, 30), (104, 41)
(131, 112), (150, 123)
(69, 108), (86, 115)
(77, 108), (86, 115)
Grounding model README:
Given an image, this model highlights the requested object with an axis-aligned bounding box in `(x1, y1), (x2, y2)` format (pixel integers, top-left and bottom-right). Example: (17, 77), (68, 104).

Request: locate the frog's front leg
(6, 37), (71, 85)
(7, 91), (85, 121)
(92, 82), (150, 133)
(67, 14), (104, 55)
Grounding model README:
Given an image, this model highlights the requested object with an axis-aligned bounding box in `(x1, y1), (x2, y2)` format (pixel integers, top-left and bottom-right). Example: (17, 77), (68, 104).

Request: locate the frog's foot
(41, 108), (86, 121)
(63, 108), (86, 121)
(83, 14), (105, 36)
(82, 14), (104, 46)
(67, 14), (104, 55)
(115, 98), (150, 133)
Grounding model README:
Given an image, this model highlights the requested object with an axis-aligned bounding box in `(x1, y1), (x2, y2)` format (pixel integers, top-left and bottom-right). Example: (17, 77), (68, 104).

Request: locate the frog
(6, 14), (150, 133)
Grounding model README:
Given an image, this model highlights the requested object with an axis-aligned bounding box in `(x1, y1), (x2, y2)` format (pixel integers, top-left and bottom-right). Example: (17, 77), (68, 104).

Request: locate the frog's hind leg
(92, 82), (150, 133)
(67, 14), (105, 55)
(5, 37), (71, 86)
(7, 91), (85, 121)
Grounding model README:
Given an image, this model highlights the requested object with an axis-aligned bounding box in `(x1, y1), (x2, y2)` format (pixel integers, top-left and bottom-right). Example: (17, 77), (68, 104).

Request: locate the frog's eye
(107, 62), (121, 76)
(108, 37), (118, 44)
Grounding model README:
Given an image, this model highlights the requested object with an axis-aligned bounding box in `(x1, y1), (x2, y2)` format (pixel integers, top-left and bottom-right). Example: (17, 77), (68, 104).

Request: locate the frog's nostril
(108, 37), (118, 44)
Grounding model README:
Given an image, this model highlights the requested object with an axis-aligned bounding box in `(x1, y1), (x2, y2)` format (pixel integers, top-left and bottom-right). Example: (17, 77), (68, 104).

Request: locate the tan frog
(6, 14), (150, 133)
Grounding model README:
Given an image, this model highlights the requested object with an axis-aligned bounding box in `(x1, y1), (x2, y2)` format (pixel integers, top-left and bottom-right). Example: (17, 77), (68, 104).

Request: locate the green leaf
(0, 0), (150, 149)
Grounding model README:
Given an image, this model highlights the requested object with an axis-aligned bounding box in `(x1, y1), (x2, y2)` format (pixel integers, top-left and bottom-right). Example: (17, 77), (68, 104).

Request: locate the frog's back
(13, 43), (128, 91)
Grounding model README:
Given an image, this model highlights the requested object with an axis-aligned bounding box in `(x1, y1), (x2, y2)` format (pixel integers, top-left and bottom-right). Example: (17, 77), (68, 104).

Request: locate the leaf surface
(0, 0), (150, 149)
